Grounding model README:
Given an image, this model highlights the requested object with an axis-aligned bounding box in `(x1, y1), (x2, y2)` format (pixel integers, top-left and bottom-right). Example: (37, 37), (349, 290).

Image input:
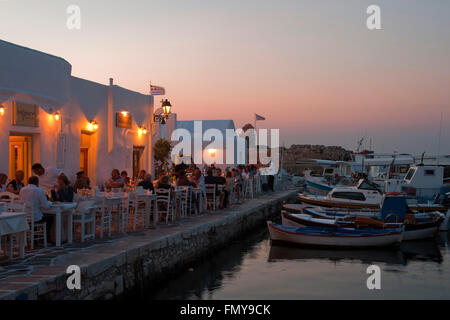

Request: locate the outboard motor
(379, 193), (408, 222)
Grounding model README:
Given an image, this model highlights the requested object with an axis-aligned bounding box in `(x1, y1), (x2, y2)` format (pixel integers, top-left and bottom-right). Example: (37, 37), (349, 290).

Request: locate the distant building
(174, 119), (246, 170)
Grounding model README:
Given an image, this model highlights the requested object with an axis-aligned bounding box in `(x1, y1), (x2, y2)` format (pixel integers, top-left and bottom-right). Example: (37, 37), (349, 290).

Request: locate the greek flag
(255, 113), (266, 121)
(150, 85), (165, 95)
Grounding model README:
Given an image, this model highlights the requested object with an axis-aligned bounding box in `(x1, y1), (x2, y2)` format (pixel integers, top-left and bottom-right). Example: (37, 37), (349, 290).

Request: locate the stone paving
(0, 189), (297, 299)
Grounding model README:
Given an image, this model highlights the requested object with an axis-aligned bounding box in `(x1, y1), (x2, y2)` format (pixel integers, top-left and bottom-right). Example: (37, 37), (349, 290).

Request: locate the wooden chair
(131, 193), (147, 230)
(228, 180), (236, 205)
(176, 187), (192, 219)
(243, 178), (254, 199)
(205, 184), (217, 211)
(156, 188), (174, 223)
(73, 200), (96, 242)
(24, 204), (47, 250)
(94, 197), (111, 238)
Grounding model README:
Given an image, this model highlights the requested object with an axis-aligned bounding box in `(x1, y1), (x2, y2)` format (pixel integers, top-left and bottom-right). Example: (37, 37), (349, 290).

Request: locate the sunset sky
(1, 0), (449, 154)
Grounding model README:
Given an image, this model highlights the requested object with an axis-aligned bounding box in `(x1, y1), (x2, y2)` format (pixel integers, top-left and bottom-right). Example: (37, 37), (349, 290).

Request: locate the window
(405, 168), (416, 180)
(358, 180), (380, 191)
(332, 192), (366, 201)
(324, 168), (334, 175)
(424, 169), (435, 176)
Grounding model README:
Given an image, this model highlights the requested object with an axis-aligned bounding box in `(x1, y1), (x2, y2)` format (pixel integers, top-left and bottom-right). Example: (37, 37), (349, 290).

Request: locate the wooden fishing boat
(267, 221), (404, 248)
(281, 211), (443, 241)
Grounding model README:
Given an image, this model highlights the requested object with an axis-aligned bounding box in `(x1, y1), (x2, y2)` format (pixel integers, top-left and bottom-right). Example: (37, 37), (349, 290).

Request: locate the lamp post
(153, 99), (172, 139)
(154, 99), (172, 125)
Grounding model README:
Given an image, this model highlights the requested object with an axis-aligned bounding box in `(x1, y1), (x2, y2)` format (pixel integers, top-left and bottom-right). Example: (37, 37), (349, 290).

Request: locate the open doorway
(9, 135), (32, 182)
(132, 146), (145, 181)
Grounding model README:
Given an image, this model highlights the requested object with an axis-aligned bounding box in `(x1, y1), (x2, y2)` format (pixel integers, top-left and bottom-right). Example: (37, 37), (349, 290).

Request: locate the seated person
(6, 170), (25, 195)
(73, 171), (90, 192)
(138, 174), (155, 193)
(176, 171), (196, 188)
(204, 168), (217, 186)
(215, 168), (229, 208)
(121, 170), (131, 185)
(156, 175), (173, 190)
(0, 173), (7, 192)
(19, 176), (53, 239)
(51, 174), (74, 202)
(106, 169), (125, 190)
(137, 170), (147, 183)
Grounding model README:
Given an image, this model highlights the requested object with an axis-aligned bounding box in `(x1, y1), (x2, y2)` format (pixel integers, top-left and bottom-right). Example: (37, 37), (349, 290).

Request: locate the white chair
(178, 186), (193, 218)
(243, 178), (254, 199)
(131, 193), (147, 230)
(228, 180), (236, 205)
(24, 204), (47, 250)
(253, 175), (262, 196)
(0, 192), (20, 203)
(73, 200), (96, 242)
(205, 184), (217, 212)
(156, 188), (174, 223)
(94, 197), (111, 239)
(119, 197), (130, 234)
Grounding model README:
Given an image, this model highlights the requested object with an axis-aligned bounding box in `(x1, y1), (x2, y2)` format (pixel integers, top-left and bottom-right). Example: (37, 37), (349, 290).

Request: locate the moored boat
(281, 211), (442, 241)
(299, 179), (383, 209)
(267, 221), (404, 248)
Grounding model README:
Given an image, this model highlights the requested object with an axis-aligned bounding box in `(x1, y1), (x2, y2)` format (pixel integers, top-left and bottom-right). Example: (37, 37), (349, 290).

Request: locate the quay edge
(0, 189), (297, 300)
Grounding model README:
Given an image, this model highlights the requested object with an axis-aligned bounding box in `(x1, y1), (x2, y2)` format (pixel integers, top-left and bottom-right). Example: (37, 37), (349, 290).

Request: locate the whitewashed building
(173, 119), (246, 170)
(0, 40), (155, 186)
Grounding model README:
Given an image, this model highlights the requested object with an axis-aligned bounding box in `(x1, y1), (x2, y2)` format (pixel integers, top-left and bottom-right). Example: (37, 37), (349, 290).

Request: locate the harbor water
(146, 220), (450, 300)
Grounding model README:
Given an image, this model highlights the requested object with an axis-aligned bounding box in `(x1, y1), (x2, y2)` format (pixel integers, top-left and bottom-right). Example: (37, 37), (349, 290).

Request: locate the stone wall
(35, 191), (297, 300)
(282, 144), (352, 175)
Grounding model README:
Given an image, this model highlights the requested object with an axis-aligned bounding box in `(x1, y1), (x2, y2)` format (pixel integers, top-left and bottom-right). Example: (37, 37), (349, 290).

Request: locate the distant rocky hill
(281, 144), (352, 175)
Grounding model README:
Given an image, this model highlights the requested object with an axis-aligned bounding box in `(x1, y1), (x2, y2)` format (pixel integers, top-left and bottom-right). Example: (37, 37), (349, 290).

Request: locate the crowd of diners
(0, 161), (275, 245)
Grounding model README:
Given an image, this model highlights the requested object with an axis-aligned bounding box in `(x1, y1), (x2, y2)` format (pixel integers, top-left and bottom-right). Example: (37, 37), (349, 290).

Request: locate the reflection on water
(146, 228), (450, 300)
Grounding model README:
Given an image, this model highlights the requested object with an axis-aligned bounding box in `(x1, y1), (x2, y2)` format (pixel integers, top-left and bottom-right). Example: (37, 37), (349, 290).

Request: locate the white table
(0, 212), (28, 259)
(41, 202), (76, 247)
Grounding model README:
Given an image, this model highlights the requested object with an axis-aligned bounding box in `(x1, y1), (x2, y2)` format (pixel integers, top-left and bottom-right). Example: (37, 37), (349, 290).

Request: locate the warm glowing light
(54, 111), (60, 121)
(138, 126), (148, 135)
(0, 106), (5, 116)
(161, 99), (172, 116)
(208, 149), (216, 157)
(87, 120), (99, 132)
(121, 111), (129, 117)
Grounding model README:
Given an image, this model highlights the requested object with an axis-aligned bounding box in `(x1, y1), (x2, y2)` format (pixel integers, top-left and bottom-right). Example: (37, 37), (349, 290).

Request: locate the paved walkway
(0, 189), (297, 299)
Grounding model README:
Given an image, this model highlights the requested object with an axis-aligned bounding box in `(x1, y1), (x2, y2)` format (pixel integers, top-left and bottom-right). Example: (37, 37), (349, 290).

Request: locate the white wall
(0, 39), (154, 185)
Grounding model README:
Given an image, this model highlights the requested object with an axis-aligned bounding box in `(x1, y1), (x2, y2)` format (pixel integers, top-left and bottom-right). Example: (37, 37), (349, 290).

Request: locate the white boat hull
(267, 221), (403, 248)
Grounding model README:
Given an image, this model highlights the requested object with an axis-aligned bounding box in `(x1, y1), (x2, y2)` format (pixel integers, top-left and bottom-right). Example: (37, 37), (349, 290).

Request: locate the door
(9, 136), (32, 181)
(80, 133), (91, 176)
(132, 146), (145, 180)
(80, 148), (88, 173)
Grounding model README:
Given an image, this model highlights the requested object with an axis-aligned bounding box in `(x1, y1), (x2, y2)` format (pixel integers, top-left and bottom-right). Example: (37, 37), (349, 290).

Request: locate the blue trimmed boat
(267, 221), (404, 248)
